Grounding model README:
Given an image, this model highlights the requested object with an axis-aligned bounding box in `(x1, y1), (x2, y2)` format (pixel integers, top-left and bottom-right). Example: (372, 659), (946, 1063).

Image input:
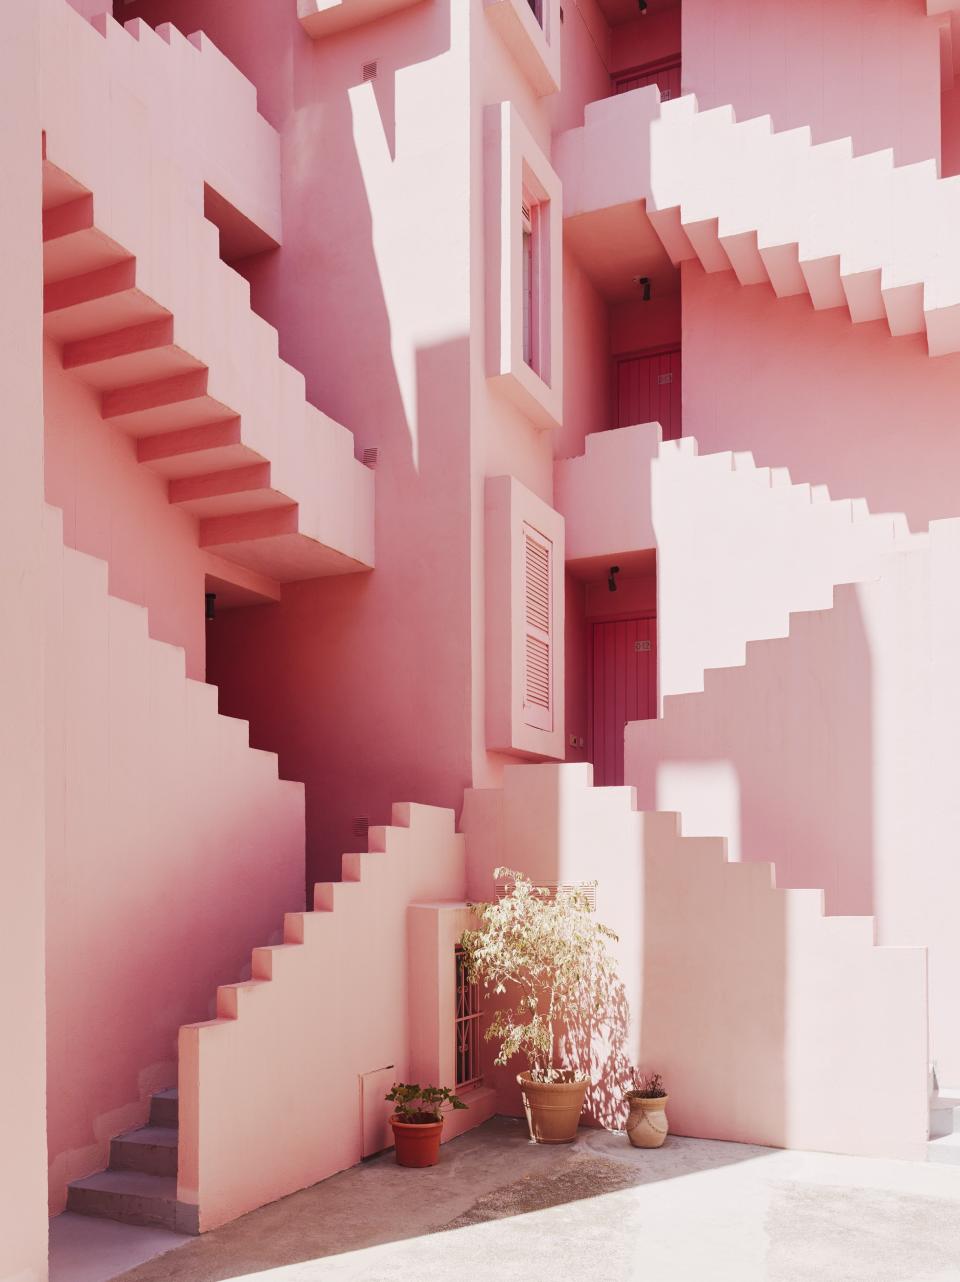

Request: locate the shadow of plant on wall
(563, 959), (634, 1132)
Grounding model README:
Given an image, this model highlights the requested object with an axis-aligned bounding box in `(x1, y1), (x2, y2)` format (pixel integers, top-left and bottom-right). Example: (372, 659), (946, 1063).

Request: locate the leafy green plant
(626, 1071), (666, 1100)
(385, 1083), (469, 1124)
(460, 869), (619, 1085)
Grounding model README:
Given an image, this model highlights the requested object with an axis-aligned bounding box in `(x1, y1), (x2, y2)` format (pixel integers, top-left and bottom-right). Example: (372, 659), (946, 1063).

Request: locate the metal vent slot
(495, 879), (597, 912)
(352, 816), (370, 844)
(362, 60), (378, 82)
(361, 447), (379, 469)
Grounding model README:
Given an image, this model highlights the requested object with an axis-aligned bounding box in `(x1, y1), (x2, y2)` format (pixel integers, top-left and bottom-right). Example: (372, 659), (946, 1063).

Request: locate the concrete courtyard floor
(50, 1117), (960, 1282)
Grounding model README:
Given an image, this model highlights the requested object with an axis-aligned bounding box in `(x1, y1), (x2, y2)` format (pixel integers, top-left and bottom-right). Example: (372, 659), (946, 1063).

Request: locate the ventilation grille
(524, 533), (550, 633)
(525, 636), (550, 711)
(361, 447), (380, 469)
(352, 816), (370, 845)
(362, 60), (378, 82)
(495, 879), (597, 912)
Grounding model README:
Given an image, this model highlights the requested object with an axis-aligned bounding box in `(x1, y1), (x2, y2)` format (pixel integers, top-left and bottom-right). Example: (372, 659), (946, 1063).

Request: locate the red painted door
(615, 347), (681, 440)
(613, 58), (681, 101)
(589, 616), (658, 788)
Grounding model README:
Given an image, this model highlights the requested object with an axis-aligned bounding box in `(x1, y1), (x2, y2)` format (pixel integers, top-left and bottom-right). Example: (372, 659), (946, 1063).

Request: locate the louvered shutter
(522, 522), (553, 731)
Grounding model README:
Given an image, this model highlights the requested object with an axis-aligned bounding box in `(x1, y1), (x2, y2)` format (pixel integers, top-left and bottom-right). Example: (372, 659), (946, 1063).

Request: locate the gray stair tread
(114, 1126), (178, 1148)
(69, 1170), (177, 1199)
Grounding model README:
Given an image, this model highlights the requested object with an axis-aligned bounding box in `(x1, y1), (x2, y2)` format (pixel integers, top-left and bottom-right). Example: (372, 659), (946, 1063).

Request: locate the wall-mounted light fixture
(608, 565), (621, 593)
(638, 275), (651, 301)
(205, 592), (217, 622)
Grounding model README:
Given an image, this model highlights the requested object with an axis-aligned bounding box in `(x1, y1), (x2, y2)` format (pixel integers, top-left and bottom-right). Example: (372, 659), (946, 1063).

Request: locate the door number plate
(635, 639), (652, 652)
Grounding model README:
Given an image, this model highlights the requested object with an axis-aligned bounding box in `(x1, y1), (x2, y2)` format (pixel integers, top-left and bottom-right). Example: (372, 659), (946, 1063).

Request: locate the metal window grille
(455, 946), (482, 1089)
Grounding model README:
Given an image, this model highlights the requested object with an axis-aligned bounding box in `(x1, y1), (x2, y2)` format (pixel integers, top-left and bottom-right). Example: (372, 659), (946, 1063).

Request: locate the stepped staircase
(66, 1090), (193, 1233)
(557, 422), (923, 698)
(645, 94), (960, 355)
(44, 500), (306, 1218)
(41, 8), (373, 583)
(462, 763), (929, 1160)
(62, 803), (472, 1234)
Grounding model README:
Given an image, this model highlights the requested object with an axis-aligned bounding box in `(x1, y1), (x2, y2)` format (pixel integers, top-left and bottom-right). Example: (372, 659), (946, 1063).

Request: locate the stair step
(927, 1131), (960, 1165)
(61, 317), (201, 390)
(110, 1125), (178, 1177)
(149, 1088), (179, 1129)
(66, 1169), (179, 1230)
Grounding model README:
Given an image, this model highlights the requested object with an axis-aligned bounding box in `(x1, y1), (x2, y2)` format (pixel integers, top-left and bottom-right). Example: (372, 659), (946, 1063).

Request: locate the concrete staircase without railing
(66, 1088), (195, 1233)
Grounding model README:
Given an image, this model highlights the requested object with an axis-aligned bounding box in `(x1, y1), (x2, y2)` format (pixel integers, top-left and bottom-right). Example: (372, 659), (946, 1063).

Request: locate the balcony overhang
(298, 0), (426, 38)
(555, 87), (677, 301)
(555, 424), (661, 577)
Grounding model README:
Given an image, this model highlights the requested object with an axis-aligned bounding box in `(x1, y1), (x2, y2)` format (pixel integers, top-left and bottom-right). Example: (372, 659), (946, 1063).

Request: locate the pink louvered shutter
(522, 522), (553, 731)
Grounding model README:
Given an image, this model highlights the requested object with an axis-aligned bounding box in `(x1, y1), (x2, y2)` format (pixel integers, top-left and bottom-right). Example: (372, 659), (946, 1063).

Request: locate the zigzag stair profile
(45, 502), (305, 1225)
(175, 802), (468, 1232)
(646, 93), (960, 355)
(558, 421), (922, 698)
(651, 431), (925, 695)
(40, 10), (373, 582)
(468, 764), (928, 1159)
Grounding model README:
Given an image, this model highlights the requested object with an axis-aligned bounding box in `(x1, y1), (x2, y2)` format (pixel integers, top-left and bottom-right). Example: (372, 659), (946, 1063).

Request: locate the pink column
(0, 6), (48, 1281)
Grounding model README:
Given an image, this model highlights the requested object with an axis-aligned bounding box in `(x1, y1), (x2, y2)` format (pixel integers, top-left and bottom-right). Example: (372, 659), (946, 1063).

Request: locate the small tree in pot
(460, 869), (619, 1144)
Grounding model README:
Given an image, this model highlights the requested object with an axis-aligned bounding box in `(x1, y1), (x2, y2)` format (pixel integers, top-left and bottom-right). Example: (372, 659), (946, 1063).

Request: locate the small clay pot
(517, 1072), (590, 1144)
(389, 1115), (444, 1167)
(625, 1094), (669, 1148)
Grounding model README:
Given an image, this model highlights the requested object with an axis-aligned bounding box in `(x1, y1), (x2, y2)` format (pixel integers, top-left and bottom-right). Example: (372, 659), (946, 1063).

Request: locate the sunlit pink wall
(682, 263), (960, 530)
(682, 0), (941, 166)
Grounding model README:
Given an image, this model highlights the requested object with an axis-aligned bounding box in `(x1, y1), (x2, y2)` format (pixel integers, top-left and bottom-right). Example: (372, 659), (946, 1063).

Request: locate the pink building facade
(5, 0), (960, 1275)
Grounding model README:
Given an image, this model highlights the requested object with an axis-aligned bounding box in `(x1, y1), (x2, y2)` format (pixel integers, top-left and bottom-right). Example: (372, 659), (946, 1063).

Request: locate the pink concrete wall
(625, 519), (960, 1083)
(177, 804), (477, 1230)
(0, 6), (48, 1279)
(462, 764), (929, 1159)
(44, 512), (305, 1212)
(683, 266), (960, 531)
(125, 0), (475, 884)
(682, 0), (942, 166)
(44, 344), (207, 677)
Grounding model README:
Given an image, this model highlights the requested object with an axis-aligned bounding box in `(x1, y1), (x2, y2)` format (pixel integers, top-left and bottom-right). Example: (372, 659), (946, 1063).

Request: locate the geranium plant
(385, 1082), (468, 1124)
(460, 868), (619, 1085)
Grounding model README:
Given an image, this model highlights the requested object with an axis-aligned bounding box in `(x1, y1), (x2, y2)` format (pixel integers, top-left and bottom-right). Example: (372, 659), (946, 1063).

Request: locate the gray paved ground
(51, 1117), (960, 1282)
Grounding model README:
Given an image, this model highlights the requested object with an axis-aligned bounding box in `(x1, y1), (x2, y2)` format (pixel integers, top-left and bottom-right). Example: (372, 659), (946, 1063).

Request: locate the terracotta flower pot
(389, 1114), (444, 1167)
(625, 1094), (669, 1148)
(517, 1072), (590, 1144)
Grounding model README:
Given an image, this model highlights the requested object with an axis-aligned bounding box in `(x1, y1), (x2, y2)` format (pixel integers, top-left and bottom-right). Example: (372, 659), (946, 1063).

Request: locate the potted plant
(460, 868), (619, 1145)
(385, 1083), (468, 1167)
(624, 1072), (669, 1148)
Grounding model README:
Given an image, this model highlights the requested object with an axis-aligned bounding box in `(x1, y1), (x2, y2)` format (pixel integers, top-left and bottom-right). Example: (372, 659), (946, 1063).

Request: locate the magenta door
(615, 347), (681, 440)
(613, 57), (681, 101)
(589, 616), (658, 788)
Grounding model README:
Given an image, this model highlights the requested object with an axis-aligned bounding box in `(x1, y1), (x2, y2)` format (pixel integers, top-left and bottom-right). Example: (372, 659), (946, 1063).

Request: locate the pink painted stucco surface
(7, 0), (960, 1266)
(463, 764), (928, 1160)
(0, 8), (48, 1282)
(682, 0), (941, 166)
(177, 804), (488, 1231)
